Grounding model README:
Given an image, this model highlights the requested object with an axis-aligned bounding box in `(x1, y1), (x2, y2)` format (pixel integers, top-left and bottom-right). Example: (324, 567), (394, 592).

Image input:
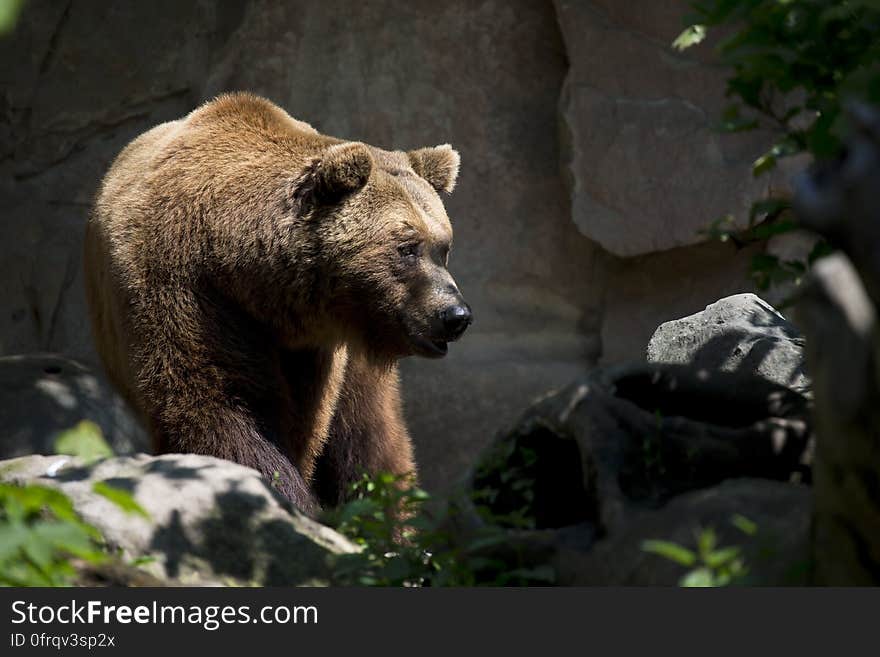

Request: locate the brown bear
(83, 92), (472, 514)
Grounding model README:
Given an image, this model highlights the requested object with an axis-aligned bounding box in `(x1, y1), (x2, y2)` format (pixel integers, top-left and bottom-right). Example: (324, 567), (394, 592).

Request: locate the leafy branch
(675, 0), (880, 289)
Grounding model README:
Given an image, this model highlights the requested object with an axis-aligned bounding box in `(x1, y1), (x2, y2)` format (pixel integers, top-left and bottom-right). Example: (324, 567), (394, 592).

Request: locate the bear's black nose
(441, 303), (472, 340)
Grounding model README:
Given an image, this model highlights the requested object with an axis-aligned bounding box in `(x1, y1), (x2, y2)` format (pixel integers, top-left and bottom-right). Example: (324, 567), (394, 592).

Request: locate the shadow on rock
(448, 359), (813, 585)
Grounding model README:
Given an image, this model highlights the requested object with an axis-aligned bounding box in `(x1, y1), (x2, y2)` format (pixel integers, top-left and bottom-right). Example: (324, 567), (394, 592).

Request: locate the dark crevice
(38, 0), (73, 76)
(473, 423), (596, 530)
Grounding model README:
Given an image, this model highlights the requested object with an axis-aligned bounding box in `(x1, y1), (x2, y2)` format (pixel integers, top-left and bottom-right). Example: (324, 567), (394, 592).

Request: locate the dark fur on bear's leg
(157, 413), (317, 514)
(314, 351), (416, 508)
(133, 286), (323, 515)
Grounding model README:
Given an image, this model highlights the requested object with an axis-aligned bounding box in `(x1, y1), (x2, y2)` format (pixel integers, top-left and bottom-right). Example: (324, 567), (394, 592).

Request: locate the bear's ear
(293, 142), (373, 213)
(314, 142), (374, 201)
(407, 144), (460, 194)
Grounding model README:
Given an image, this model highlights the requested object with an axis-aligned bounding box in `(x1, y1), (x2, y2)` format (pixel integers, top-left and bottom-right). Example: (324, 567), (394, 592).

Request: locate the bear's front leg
(313, 352), (417, 508)
(132, 286), (324, 515)
(150, 395), (319, 515)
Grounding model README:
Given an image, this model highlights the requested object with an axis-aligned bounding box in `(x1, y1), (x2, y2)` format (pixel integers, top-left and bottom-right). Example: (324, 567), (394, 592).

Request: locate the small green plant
(0, 0), (25, 36)
(675, 0), (880, 290)
(1, 421), (150, 586)
(0, 483), (104, 586)
(470, 439), (539, 531)
(322, 472), (439, 586)
(92, 482), (149, 519)
(54, 420), (114, 463)
(324, 470), (556, 587)
(642, 514), (758, 587)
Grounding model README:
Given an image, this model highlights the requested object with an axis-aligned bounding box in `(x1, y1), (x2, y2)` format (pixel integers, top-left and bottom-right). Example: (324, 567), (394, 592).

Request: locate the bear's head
(293, 141), (472, 359)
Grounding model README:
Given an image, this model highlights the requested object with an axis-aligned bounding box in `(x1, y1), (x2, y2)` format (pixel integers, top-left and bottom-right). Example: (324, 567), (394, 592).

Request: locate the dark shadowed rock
(0, 353), (148, 459)
(460, 362), (812, 541)
(792, 104), (880, 584)
(448, 361), (813, 585)
(647, 294), (809, 394)
(0, 453), (357, 586)
(557, 478), (811, 585)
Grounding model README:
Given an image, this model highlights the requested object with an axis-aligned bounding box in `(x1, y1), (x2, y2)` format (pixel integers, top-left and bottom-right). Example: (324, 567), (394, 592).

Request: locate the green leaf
(0, 484), (97, 537)
(719, 117), (760, 133)
(54, 421), (114, 463)
(752, 220), (797, 240)
(705, 546), (742, 569)
(752, 152), (777, 177)
(641, 539), (697, 567)
(731, 514), (758, 536)
(129, 555), (157, 567)
(0, 522), (30, 562)
(672, 24), (707, 51)
(696, 528), (717, 558)
(0, 0), (25, 36)
(807, 109), (843, 158)
(680, 568), (716, 587)
(807, 239), (834, 264)
(91, 482), (149, 519)
(30, 521), (102, 562)
(749, 198), (791, 224)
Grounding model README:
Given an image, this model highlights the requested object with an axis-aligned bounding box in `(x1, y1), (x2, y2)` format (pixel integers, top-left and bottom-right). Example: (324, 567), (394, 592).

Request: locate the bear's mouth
(409, 334), (448, 358)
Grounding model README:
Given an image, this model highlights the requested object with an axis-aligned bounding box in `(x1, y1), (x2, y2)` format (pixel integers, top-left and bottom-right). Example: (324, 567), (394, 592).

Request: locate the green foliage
(731, 513), (758, 535)
(642, 515), (757, 587)
(54, 420), (114, 463)
(672, 24), (707, 51)
(471, 436), (539, 530)
(1, 422), (151, 586)
(324, 470), (556, 587)
(92, 482), (149, 519)
(0, 483), (104, 586)
(323, 472), (431, 586)
(0, 0), (25, 36)
(676, 0), (880, 287)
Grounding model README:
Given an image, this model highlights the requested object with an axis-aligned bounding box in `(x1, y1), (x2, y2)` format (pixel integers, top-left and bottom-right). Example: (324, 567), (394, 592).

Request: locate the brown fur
(84, 92), (464, 514)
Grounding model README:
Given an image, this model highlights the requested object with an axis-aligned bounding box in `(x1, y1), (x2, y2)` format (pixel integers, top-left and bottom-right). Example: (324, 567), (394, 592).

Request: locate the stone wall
(0, 0), (769, 493)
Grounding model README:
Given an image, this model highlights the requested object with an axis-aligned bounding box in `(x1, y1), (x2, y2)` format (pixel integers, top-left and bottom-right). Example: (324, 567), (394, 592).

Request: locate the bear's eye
(398, 243), (420, 262)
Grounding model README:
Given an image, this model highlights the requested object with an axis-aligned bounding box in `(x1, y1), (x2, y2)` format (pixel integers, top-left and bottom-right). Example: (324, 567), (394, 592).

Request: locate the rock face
(554, 0), (791, 257)
(647, 294), (809, 393)
(0, 353), (148, 459)
(0, 453), (357, 585)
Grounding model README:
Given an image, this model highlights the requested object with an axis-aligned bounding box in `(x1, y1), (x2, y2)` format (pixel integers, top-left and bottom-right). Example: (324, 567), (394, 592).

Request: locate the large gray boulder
(0, 353), (148, 459)
(647, 294), (809, 393)
(0, 453), (357, 586)
(554, 0), (798, 257)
